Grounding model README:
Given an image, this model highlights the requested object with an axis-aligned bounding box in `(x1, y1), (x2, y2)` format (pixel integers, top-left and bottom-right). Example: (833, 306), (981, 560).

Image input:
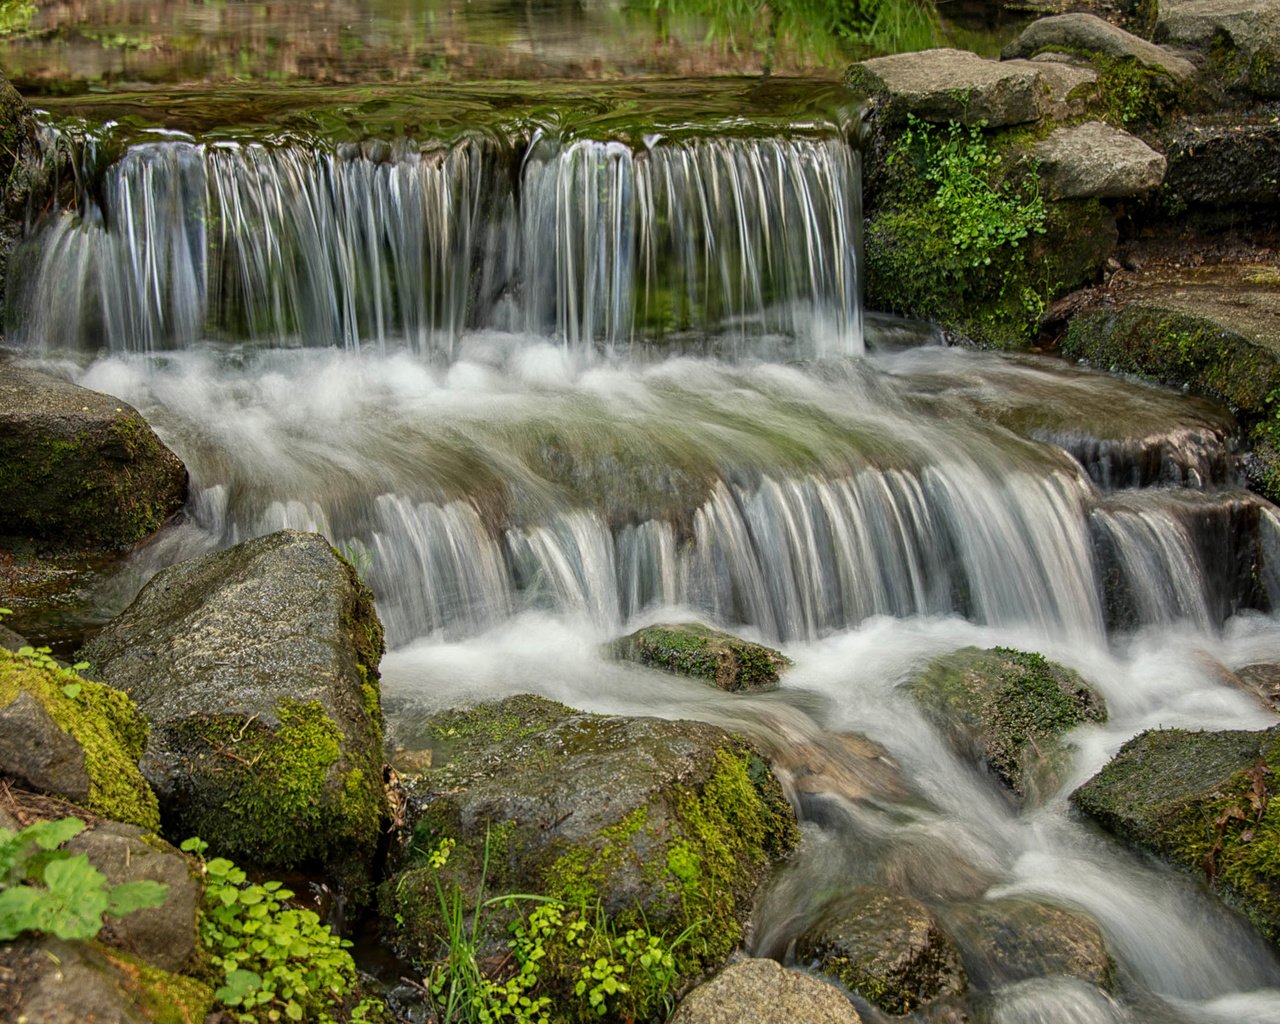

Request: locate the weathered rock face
(79, 530), (387, 895)
(796, 887), (966, 1015)
(0, 361), (187, 550)
(1035, 121), (1167, 198)
(1162, 117), (1280, 209)
(0, 648), (158, 830)
(385, 695), (798, 1015)
(1155, 0), (1280, 97)
(1002, 13), (1198, 82)
(1234, 663), (1280, 712)
(612, 621), (791, 692)
(940, 896), (1115, 991)
(904, 647), (1106, 804)
(669, 958), (862, 1024)
(1072, 726), (1280, 947)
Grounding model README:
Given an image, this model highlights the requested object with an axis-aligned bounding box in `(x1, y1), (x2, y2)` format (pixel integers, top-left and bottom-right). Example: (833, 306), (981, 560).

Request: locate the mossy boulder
(669, 958), (862, 1024)
(905, 647), (1106, 804)
(796, 886), (966, 1015)
(0, 361), (188, 550)
(612, 622), (791, 692)
(1001, 13), (1198, 83)
(0, 648), (159, 830)
(384, 695), (798, 1020)
(1072, 726), (1280, 947)
(79, 530), (387, 899)
(1155, 0), (1280, 99)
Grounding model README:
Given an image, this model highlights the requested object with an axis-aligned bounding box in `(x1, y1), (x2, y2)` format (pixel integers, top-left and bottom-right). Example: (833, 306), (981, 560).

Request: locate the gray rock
(0, 361), (187, 550)
(848, 49), (1048, 126)
(612, 621), (791, 692)
(66, 821), (201, 974)
(1005, 58), (1101, 120)
(0, 622), (26, 651)
(1156, 0), (1280, 97)
(669, 958), (862, 1024)
(0, 689), (91, 804)
(1035, 122), (1167, 198)
(797, 887), (966, 1015)
(941, 896), (1115, 990)
(1234, 663), (1280, 712)
(1002, 13), (1198, 81)
(1163, 117), (1280, 208)
(80, 530), (387, 895)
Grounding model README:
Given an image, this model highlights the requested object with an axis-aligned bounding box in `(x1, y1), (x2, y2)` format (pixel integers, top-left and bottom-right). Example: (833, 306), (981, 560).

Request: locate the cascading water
(11, 96), (1280, 1023)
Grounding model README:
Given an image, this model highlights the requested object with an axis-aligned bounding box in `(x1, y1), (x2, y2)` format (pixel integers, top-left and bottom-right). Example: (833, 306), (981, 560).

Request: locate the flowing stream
(10, 96), (1280, 1022)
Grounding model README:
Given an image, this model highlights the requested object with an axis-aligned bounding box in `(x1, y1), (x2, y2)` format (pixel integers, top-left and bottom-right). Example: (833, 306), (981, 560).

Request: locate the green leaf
(62, 682), (82, 700)
(20, 818), (84, 852)
(40, 855), (110, 939)
(106, 879), (169, 917)
(0, 885), (44, 940)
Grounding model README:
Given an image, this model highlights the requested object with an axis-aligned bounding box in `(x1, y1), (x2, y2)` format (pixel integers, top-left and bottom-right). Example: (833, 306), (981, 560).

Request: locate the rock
(0, 648), (158, 830)
(904, 647), (1106, 804)
(384, 695), (798, 1016)
(0, 938), (213, 1024)
(1002, 13), (1198, 82)
(1034, 122), (1167, 198)
(612, 621), (791, 692)
(848, 49), (1049, 127)
(797, 887), (966, 1015)
(1004, 58), (1101, 120)
(940, 896), (1115, 990)
(1155, 0), (1280, 97)
(65, 821), (202, 974)
(0, 621), (26, 651)
(1162, 117), (1280, 209)
(0, 361), (187, 550)
(669, 958), (862, 1024)
(1072, 726), (1280, 946)
(1234, 664), (1280, 712)
(79, 530), (387, 897)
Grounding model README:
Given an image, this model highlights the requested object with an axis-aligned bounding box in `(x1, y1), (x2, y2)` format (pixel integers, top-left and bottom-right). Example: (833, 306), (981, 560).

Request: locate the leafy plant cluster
(419, 836), (694, 1024)
(0, 817), (167, 941)
(182, 837), (383, 1024)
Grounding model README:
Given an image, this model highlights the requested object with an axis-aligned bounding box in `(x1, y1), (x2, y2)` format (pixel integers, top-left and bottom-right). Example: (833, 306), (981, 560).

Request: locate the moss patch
(613, 622), (791, 692)
(0, 648), (158, 829)
(99, 945), (215, 1024)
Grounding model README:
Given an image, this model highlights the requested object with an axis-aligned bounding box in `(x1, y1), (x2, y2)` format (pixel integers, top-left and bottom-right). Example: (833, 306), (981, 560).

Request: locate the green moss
(99, 945), (215, 1024)
(614, 622), (791, 692)
(0, 648), (158, 829)
(1092, 55), (1180, 127)
(545, 807), (650, 908)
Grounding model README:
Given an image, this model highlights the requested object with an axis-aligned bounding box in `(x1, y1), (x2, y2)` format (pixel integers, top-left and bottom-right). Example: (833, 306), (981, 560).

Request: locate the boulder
(1162, 117), (1280, 208)
(1234, 663), (1280, 712)
(1155, 0), (1280, 97)
(0, 361), (187, 550)
(1002, 13), (1198, 82)
(0, 938), (212, 1024)
(669, 958), (862, 1024)
(796, 887), (966, 1015)
(385, 695), (798, 1016)
(1034, 122), (1167, 198)
(904, 647), (1106, 804)
(79, 530), (387, 897)
(612, 621), (791, 692)
(848, 49), (1049, 126)
(1072, 726), (1280, 946)
(1005, 57), (1101, 120)
(0, 648), (158, 830)
(940, 896), (1115, 990)
(0, 621), (26, 651)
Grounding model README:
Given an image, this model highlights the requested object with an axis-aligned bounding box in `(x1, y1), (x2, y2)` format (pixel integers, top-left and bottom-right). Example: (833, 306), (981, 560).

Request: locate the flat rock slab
(1156, 0), (1280, 96)
(1003, 13), (1197, 81)
(670, 959), (862, 1024)
(1035, 121), (1166, 198)
(849, 49), (1048, 126)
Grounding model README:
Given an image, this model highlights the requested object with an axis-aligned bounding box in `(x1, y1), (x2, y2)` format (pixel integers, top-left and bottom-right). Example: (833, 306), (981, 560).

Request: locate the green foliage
(181, 837), (384, 1024)
(0, 0), (33, 37)
(0, 817), (168, 941)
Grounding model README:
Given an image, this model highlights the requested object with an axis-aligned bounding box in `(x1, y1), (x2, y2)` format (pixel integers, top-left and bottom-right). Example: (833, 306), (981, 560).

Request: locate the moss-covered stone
(905, 646), (1107, 803)
(0, 648), (158, 830)
(1072, 726), (1280, 948)
(612, 622), (791, 692)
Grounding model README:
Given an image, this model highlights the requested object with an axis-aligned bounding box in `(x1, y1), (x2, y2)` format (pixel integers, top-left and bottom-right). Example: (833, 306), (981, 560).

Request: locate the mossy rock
(905, 646), (1106, 803)
(796, 886), (966, 1015)
(384, 695), (798, 1022)
(0, 648), (158, 830)
(79, 530), (387, 902)
(612, 622), (791, 692)
(0, 361), (188, 550)
(1072, 726), (1280, 948)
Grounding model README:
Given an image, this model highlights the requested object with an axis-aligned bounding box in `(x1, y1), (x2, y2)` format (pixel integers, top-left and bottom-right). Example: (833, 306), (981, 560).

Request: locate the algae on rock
(613, 621), (792, 692)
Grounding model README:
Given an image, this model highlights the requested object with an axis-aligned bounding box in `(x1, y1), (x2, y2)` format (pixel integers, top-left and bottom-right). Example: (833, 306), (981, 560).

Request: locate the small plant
(181, 837), (383, 1024)
(0, 817), (168, 941)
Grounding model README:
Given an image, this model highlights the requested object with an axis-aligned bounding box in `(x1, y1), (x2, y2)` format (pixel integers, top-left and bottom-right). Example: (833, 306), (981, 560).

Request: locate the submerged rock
(905, 647), (1106, 804)
(940, 896), (1115, 991)
(0, 361), (187, 550)
(79, 530), (387, 898)
(385, 695), (798, 1017)
(1034, 122), (1166, 199)
(612, 621), (791, 692)
(0, 648), (158, 830)
(796, 886), (966, 1015)
(1072, 725), (1280, 947)
(669, 958), (862, 1024)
